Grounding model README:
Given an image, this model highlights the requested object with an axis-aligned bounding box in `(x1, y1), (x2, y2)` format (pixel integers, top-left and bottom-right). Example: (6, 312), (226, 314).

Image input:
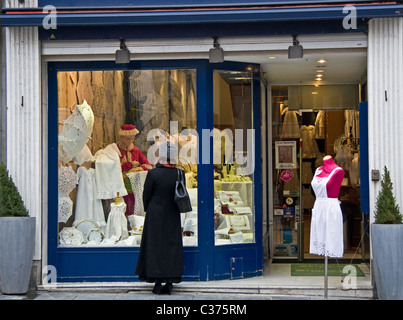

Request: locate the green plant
(0, 162), (29, 217)
(374, 166), (402, 224)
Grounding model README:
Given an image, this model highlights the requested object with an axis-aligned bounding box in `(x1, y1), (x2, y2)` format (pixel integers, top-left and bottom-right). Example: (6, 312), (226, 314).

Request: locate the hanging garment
(300, 125), (319, 159)
(74, 167), (106, 228)
(314, 110), (325, 139)
(126, 171), (148, 216)
(280, 110), (300, 139)
(58, 165), (77, 223)
(310, 167), (344, 258)
(105, 201), (129, 240)
(94, 143), (128, 199)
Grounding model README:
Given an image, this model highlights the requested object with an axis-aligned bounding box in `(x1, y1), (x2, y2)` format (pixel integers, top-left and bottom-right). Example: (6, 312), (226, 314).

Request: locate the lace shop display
(58, 165), (77, 223)
(74, 167), (106, 227)
(94, 143), (128, 199)
(59, 227), (84, 246)
(58, 100), (95, 164)
(126, 171), (148, 216)
(105, 201), (129, 240)
(72, 219), (103, 244)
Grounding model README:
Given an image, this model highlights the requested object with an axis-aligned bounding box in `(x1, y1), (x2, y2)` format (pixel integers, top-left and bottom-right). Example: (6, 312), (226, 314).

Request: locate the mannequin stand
(324, 256), (328, 300)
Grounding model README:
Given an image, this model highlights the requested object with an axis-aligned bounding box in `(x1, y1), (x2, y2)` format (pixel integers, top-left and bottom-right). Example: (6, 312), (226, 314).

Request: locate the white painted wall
(367, 17), (403, 222)
(5, 26), (42, 260)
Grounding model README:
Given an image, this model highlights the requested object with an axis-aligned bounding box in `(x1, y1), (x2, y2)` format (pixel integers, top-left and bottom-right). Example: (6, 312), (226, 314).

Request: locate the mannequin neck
(322, 156), (338, 174)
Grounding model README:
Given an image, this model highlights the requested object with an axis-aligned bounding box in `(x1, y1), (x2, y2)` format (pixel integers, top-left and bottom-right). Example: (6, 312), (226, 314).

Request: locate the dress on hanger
(94, 143), (128, 199)
(300, 125), (319, 159)
(280, 110), (300, 140)
(309, 167), (344, 258)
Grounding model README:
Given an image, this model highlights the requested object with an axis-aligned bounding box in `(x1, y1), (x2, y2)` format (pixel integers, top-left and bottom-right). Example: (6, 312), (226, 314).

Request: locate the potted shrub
(371, 166), (403, 300)
(0, 162), (36, 294)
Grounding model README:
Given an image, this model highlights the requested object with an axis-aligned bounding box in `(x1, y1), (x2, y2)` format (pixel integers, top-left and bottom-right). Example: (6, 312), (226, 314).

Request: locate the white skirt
(309, 198), (344, 258)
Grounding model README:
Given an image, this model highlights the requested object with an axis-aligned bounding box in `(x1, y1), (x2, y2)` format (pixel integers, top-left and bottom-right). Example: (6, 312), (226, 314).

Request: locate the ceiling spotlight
(209, 37), (224, 63)
(316, 59), (327, 64)
(115, 38), (130, 64)
(288, 35), (303, 59)
(267, 56), (278, 60)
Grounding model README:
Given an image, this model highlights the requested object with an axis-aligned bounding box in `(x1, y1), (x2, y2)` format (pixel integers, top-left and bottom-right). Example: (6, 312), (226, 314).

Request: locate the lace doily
(58, 165), (77, 196)
(87, 228), (105, 244)
(59, 227), (84, 246)
(58, 197), (73, 223)
(58, 166), (77, 223)
(73, 219), (99, 244)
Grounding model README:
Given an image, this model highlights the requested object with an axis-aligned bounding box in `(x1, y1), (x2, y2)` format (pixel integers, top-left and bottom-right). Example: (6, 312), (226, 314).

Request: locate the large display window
(48, 60), (262, 282)
(57, 69), (198, 247)
(212, 70), (255, 246)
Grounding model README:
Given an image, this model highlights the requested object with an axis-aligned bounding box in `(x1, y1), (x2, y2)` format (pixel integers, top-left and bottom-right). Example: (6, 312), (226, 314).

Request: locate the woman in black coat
(135, 142), (183, 295)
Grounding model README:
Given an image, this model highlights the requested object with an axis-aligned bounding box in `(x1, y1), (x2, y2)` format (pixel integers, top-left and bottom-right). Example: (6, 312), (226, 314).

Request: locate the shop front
(1, 0), (403, 286)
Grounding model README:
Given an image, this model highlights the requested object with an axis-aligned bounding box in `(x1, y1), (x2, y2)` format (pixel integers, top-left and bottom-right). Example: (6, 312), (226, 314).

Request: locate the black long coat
(135, 164), (183, 283)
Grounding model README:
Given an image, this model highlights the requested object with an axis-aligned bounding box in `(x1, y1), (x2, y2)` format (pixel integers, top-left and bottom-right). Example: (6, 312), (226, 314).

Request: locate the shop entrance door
(270, 85), (365, 261)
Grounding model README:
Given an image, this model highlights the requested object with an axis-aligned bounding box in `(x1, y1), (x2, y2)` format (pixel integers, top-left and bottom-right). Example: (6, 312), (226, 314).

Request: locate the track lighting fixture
(288, 35), (303, 59)
(209, 37), (224, 63)
(115, 38), (130, 64)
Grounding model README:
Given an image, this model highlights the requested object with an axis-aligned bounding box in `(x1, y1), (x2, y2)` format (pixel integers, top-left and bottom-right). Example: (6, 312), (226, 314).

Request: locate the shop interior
(235, 43), (369, 264)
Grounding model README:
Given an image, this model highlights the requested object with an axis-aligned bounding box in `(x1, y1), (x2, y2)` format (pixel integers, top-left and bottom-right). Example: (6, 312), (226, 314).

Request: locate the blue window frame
(47, 59), (262, 282)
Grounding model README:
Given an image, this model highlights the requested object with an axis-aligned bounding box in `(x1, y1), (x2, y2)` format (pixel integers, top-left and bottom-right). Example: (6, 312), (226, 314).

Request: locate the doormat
(291, 264), (364, 277)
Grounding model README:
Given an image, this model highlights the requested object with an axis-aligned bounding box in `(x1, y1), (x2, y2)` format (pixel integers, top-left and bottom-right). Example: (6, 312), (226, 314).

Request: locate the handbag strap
(177, 168), (184, 182)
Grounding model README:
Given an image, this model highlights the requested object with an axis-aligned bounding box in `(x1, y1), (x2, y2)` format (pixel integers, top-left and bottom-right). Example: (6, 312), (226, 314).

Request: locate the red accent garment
(117, 143), (151, 216)
(117, 144), (151, 173)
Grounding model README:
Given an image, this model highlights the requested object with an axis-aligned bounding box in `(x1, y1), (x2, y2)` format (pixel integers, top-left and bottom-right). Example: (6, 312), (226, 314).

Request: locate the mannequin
(310, 155), (344, 299)
(105, 192), (129, 240)
(316, 155), (344, 198)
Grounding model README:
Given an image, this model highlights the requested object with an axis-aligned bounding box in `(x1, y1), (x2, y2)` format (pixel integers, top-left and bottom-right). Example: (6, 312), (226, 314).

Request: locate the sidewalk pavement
(0, 263), (375, 301)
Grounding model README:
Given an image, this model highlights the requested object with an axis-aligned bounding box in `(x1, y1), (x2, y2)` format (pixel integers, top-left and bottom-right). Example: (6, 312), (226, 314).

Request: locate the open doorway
(264, 48), (367, 263)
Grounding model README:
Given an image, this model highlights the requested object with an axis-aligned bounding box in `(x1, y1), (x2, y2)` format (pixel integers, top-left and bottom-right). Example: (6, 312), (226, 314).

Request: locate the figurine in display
(309, 155), (344, 258)
(117, 124), (152, 216)
(136, 142), (183, 295)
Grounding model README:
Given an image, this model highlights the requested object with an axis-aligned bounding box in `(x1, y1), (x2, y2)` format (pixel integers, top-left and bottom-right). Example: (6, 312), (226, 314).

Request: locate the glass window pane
(57, 69), (197, 247)
(213, 70), (255, 246)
